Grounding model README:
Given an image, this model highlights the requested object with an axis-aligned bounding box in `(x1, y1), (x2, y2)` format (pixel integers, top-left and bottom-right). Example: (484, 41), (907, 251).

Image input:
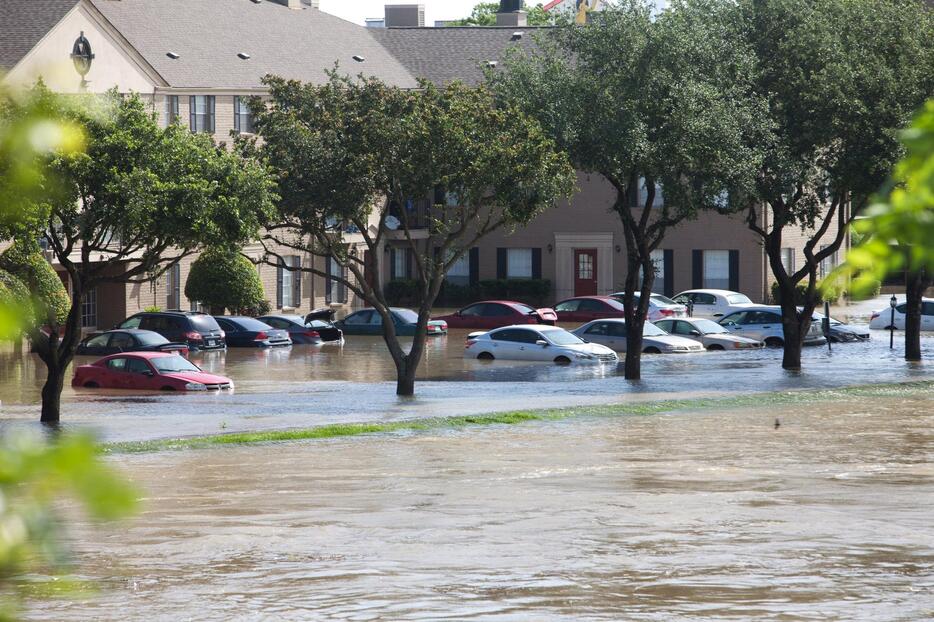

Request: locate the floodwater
(0, 325), (932, 442)
(30, 392), (934, 621)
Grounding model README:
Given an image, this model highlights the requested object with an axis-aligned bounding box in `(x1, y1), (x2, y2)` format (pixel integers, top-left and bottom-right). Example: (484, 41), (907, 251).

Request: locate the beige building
(1, 0), (839, 331)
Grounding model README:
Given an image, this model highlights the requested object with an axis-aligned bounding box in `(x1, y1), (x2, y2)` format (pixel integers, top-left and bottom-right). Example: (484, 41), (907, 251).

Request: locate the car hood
(162, 371), (232, 385)
(647, 335), (701, 348)
(830, 323), (869, 336)
(705, 333), (759, 344)
(571, 342), (616, 356)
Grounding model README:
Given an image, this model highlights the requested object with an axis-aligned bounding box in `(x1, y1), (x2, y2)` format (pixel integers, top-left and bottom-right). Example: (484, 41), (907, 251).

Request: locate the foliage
(448, 2), (552, 26)
(836, 100), (934, 296)
(143, 306), (162, 313)
(185, 248), (265, 314)
(386, 278), (551, 307)
(239, 299), (271, 318)
(0, 242), (69, 328)
(0, 433), (137, 620)
(0, 269), (32, 340)
(477, 279), (551, 306)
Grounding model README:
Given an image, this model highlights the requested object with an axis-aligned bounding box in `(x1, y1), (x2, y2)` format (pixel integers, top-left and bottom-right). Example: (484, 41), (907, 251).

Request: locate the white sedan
(654, 317), (764, 350)
(672, 289), (758, 319)
(465, 325), (618, 365)
(609, 292), (687, 320)
(869, 298), (934, 330)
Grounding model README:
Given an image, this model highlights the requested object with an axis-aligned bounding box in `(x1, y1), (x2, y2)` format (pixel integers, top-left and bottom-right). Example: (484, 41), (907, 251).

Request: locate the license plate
(207, 340), (216, 346)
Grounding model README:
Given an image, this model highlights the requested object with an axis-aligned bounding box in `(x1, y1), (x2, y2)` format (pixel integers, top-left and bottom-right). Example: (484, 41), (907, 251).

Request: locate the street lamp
(889, 295), (897, 349)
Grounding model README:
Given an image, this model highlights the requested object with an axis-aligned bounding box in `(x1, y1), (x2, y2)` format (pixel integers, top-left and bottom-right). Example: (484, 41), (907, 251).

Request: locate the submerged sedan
(571, 319), (704, 354)
(465, 325), (618, 364)
(72, 352), (233, 392)
(335, 308), (448, 336)
(213, 316), (292, 348)
(75, 329), (189, 356)
(435, 301), (557, 329)
(812, 313), (870, 343)
(654, 317), (764, 350)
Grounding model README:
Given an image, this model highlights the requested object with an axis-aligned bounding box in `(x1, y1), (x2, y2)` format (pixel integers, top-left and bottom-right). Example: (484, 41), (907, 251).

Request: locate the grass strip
(104, 380), (934, 455)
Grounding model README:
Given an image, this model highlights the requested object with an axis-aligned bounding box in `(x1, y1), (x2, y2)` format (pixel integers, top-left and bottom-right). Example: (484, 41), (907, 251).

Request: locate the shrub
(0, 267), (33, 338)
(144, 306), (162, 313)
(185, 248), (265, 315)
(478, 279), (552, 306)
(240, 299), (271, 317)
(0, 242), (70, 326)
(385, 278), (553, 308)
(770, 280), (835, 305)
(384, 280), (420, 307)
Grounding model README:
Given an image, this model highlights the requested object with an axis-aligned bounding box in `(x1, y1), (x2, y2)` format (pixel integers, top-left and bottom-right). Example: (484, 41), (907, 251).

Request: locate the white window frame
(780, 248), (795, 275)
(81, 288), (97, 328)
(506, 248), (533, 279)
(703, 250), (730, 290)
(446, 251), (470, 287)
(234, 96), (253, 134)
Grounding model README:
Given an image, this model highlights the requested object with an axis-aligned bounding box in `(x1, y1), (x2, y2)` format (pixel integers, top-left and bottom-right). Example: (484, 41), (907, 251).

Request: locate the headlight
(184, 382), (207, 391)
(575, 352), (596, 360)
(666, 346), (689, 352)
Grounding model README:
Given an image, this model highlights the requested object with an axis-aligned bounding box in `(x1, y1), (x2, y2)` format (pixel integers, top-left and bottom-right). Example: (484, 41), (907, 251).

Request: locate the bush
(144, 306), (162, 313)
(185, 248), (265, 315)
(0, 267), (33, 338)
(0, 242), (70, 326)
(384, 280), (420, 307)
(240, 299), (271, 317)
(478, 279), (552, 307)
(385, 278), (553, 308)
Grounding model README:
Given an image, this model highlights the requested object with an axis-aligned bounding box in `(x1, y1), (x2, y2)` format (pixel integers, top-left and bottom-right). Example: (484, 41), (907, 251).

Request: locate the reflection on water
(0, 329), (932, 443)
(30, 394), (934, 621)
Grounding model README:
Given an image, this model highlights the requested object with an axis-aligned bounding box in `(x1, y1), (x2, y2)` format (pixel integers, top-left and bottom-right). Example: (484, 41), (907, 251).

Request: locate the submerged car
(213, 316), (292, 348)
(257, 314), (342, 344)
(608, 292), (687, 321)
(435, 301), (557, 330)
(654, 317), (764, 350)
(75, 329), (189, 357)
(868, 298), (934, 330)
(571, 319), (704, 354)
(465, 325), (618, 364)
(72, 352), (233, 391)
(812, 313), (870, 343)
(672, 289), (758, 319)
(718, 306), (826, 347)
(335, 308), (448, 336)
(117, 311), (226, 352)
(553, 296), (627, 323)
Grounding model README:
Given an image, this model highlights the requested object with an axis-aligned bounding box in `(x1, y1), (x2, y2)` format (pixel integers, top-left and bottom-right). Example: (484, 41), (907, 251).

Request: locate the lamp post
(889, 295), (897, 350)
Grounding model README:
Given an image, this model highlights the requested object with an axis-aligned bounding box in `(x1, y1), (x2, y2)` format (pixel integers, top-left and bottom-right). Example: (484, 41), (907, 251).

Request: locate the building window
(819, 245), (838, 278)
(166, 264), (181, 310)
(326, 256), (347, 304)
(164, 95), (179, 127)
(278, 256), (301, 309)
(507, 248), (533, 279)
(638, 249), (666, 293)
(631, 177), (664, 208)
(81, 288), (97, 328)
(234, 96), (253, 134)
(780, 248), (795, 275)
(190, 299), (201, 312)
(189, 95), (215, 133)
(703, 250), (730, 290)
(390, 248), (408, 281)
(446, 252), (470, 287)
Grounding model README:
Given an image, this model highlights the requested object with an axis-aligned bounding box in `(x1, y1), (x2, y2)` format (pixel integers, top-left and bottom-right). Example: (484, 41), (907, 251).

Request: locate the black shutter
(531, 248), (542, 280)
(208, 96), (215, 133)
(233, 96), (240, 133)
(293, 256), (302, 306)
(692, 250), (703, 289)
(276, 260), (284, 309)
(663, 249), (674, 297)
(469, 248), (480, 287)
(389, 249), (397, 281)
(340, 265), (348, 303)
(325, 258), (332, 304)
(189, 95), (196, 132)
(405, 249), (413, 280)
(497, 248), (507, 280)
(729, 250), (740, 292)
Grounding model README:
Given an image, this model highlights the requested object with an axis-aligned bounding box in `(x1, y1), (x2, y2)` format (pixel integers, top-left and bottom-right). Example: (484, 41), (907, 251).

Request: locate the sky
(318, 0), (482, 26)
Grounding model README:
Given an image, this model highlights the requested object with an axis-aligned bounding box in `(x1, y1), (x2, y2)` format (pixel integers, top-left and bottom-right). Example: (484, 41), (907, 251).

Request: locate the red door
(574, 249), (598, 297)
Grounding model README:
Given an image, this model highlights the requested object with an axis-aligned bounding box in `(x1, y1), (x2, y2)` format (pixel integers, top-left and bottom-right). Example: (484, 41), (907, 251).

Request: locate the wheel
(554, 356), (572, 365)
(643, 347), (661, 354)
(160, 386), (177, 391)
(707, 344), (724, 351)
(83, 381), (99, 388)
(477, 352), (494, 361)
(764, 337), (784, 348)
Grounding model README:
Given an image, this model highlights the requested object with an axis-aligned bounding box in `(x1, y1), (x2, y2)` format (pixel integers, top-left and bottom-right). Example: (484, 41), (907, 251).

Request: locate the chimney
(384, 4), (425, 28)
(271, 0), (303, 8)
(497, 0), (527, 27)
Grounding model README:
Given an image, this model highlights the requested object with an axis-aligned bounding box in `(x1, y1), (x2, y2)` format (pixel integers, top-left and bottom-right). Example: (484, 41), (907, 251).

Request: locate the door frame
(574, 248), (599, 297)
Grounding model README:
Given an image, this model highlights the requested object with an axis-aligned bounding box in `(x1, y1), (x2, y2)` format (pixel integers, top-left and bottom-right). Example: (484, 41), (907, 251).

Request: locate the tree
(185, 247), (266, 315)
(490, 0), (767, 379)
(0, 241), (70, 328)
(837, 100), (934, 362)
(0, 268), (32, 341)
(734, 0), (934, 370)
(247, 73), (574, 395)
(449, 2), (553, 26)
(10, 86), (274, 423)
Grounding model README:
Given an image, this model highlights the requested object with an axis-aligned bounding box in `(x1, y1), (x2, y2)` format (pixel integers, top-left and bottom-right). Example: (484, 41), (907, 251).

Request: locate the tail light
(465, 339), (477, 348)
(254, 331), (268, 341)
(659, 309), (675, 317)
(303, 330), (320, 338)
(185, 331), (203, 341)
(870, 313), (880, 320)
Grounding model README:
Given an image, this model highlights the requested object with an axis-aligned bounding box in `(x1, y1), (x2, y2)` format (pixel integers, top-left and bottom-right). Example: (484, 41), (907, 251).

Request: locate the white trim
(553, 232), (614, 301)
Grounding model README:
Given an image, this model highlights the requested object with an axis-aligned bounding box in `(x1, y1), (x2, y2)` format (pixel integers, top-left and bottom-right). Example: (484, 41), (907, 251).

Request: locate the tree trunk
(781, 320), (803, 371)
(40, 361), (67, 424)
(38, 282), (84, 424)
(904, 269), (928, 362)
(396, 358), (417, 396)
(624, 326), (645, 380)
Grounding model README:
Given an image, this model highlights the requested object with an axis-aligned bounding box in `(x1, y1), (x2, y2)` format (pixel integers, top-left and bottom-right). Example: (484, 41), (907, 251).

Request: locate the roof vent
(352, 55), (366, 63)
(166, 52), (180, 59)
(511, 31), (524, 40)
(238, 52), (251, 60)
(250, 0), (262, 3)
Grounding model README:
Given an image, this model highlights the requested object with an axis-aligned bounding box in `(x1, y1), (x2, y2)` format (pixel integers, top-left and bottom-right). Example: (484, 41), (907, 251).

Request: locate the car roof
(560, 295), (614, 301)
(675, 289), (744, 296)
(469, 300), (532, 307)
(98, 351), (177, 361)
(492, 324), (562, 331)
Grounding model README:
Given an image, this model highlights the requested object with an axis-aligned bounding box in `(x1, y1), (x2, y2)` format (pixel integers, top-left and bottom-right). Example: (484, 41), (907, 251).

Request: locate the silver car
(572, 319), (704, 354)
(654, 317), (764, 351)
(718, 306), (826, 347)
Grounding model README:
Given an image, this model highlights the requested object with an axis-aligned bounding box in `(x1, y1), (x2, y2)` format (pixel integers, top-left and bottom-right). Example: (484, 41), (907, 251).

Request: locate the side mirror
(143, 370), (154, 377)
(535, 339), (549, 347)
(724, 321), (736, 327)
(690, 330), (702, 336)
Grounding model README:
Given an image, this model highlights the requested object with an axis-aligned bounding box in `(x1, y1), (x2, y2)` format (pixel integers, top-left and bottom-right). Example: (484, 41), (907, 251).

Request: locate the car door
(693, 293), (719, 318)
(671, 320), (701, 342)
(580, 322), (616, 351)
(107, 332), (136, 353)
(719, 312), (747, 335)
(741, 311), (778, 341)
(489, 328), (532, 360)
(484, 303), (518, 329)
(125, 357), (158, 390)
(104, 357), (130, 389)
(554, 299), (581, 323)
(577, 299), (610, 322)
(923, 302), (934, 331)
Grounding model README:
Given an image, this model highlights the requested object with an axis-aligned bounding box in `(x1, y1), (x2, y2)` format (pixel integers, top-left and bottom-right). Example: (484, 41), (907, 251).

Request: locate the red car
(72, 352), (233, 392)
(434, 300), (557, 330)
(554, 296), (628, 323)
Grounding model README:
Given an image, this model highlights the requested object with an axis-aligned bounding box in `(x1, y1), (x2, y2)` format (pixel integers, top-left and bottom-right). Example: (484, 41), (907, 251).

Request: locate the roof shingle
(0, 0), (80, 71)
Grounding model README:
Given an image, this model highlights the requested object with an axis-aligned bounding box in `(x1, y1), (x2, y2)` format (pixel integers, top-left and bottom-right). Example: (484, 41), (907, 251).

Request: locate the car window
(459, 304), (485, 317)
(673, 321), (696, 336)
(392, 309), (419, 324)
(578, 299), (607, 312)
(745, 311), (779, 324)
(555, 300), (580, 312)
(492, 329), (537, 343)
(487, 304), (516, 317)
(109, 332), (136, 350)
(135, 332), (169, 346)
(84, 334), (110, 348)
(368, 313), (384, 326)
(694, 319), (727, 334)
(189, 315), (220, 331)
(654, 320), (673, 333)
(672, 294), (690, 304)
(215, 318), (236, 332)
(139, 316), (161, 332)
(694, 293), (717, 305)
(151, 356), (201, 373)
(106, 358), (128, 372)
(608, 323), (628, 338)
(895, 303), (907, 314)
(643, 323), (666, 337)
(344, 311), (373, 325)
(126, 358), (152, 375)
(265, 318), (290, 329)
(721, 312), (746, 325)
(727, 294), (752, 304)
(650, 294), (677, 305)
(923, 302), (934, 315)
(547, 330), (585, 346)
(584, 322), (609, 336)
(120, 316), (142, 329)
(229, 318), (271, 332)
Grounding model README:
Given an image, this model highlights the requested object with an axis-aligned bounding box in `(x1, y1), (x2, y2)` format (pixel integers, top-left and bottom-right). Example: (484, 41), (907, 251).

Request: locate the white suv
(672, 289), (758, 319)
(718, 306), (826, 347)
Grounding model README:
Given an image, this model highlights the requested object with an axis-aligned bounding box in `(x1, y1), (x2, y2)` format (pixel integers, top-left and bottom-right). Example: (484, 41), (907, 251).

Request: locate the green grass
(103, 380), (934, 455)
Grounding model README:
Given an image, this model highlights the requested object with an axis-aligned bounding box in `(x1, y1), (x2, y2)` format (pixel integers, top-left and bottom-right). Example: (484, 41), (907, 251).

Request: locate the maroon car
(554, 296), (627, 323)
(72, 352), (233, 392)
(435, 300), (557, 330)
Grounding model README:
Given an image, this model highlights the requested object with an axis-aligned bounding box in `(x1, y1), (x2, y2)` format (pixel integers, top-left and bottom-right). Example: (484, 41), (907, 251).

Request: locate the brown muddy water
(29, 392), (934, 621)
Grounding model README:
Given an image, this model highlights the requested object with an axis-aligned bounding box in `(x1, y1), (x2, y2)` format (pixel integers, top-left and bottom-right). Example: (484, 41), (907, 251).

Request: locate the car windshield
(189, 315), (221, 331)
(545, 330), (584, 346)
(643, 323), (666, 336)
(229, 318), (271, 331)
(727, 293), (752, 304)
(650, 294), (678, 305)
(150, 356), (201, 373)
(392, 309), (419, 324)
(135, 332), (169, 346)
(307, 320), (331, 329)
(693, 319), (727, 334)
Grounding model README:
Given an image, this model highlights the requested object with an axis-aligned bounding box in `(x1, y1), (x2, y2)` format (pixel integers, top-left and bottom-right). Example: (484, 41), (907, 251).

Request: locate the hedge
(185, 248), (265, 315)
(769, 278), (880, 305)
(0, 243), (70, 326)
(0, 268), (33, 338)
(385, 278), (552, 308)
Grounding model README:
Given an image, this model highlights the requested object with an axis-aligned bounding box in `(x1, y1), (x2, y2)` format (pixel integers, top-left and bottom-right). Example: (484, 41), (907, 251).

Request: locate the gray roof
(372, 27), (546, 86)
(87, 0), (418, 89)
(0, 0), (80, 70)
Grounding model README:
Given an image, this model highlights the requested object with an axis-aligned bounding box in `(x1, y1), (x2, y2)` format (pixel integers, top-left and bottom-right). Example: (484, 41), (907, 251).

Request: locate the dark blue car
(257, 314), (343, 344)
(213, 316), (292, 348)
